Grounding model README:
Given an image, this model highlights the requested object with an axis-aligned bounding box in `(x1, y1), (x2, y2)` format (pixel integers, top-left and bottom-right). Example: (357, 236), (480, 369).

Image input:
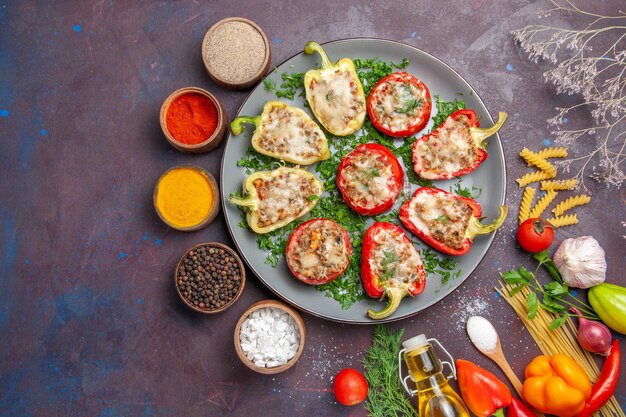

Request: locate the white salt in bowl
(234, 300), (306, 374)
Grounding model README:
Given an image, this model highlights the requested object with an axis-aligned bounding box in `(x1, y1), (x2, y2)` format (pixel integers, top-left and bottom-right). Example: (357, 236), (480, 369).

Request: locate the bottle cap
(402, 334), (429, 350)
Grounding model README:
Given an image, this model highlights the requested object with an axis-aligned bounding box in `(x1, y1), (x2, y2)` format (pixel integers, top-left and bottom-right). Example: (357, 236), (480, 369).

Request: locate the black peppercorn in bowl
(175, 242), (246, 314)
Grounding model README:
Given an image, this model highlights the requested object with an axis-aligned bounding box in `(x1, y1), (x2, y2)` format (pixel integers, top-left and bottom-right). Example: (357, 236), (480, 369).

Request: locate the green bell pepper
(589, 283), (626, 335)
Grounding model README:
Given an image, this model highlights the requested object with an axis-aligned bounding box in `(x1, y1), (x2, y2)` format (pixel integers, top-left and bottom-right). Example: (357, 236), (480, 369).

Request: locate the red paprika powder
(165, 93), (218, 145)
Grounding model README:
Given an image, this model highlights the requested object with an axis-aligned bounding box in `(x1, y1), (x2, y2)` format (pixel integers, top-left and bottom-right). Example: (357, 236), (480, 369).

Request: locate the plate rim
(220, 37), (507, 324)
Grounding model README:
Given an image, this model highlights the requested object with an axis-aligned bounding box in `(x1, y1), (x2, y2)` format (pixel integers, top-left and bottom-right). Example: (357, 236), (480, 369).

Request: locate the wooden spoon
(467, 316), (546, 417)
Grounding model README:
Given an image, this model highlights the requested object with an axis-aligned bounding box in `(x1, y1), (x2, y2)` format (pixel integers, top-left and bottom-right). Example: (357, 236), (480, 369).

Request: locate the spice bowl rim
(175, 242), (246, 314)
(201, 17), (271, 90)
(159, 86), (227, 153)
(153, 164), (221, 232)
(234, 299), (306, 375)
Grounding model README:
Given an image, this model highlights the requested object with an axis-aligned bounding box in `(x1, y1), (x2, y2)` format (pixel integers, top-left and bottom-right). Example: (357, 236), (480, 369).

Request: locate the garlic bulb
(553, 236), (606, 288)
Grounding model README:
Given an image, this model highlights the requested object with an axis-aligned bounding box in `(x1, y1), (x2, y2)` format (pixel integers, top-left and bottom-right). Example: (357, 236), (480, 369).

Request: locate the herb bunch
(362, 325), (417, 417)
(502, 250), (599, 329)
(512, 0), (626, 189)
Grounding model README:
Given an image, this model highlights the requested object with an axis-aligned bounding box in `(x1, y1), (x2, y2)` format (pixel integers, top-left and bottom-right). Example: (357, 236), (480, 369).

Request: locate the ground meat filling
(309, 69), (365, 132)
(253, 172), (319, 228)
(415, 114), (478, 177)
(339, 151), (396, 210)
(369, 228), (424, 286)
(411, 194), (474, 250)
(288, 221), (349, 282)
(371, 81), (426, 132)
(256, 106), (324, 160)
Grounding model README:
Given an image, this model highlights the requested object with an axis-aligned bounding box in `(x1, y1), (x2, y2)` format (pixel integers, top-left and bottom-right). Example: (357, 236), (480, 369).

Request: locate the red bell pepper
(399, 187), (508, 256)
(336, 143), (404, 216)
(366, 72), (432, 137)
(285, 219), (352, 285)
(456, 359), (512, 417)
(361, 222), (426, 319)
(508, 398), (537, 417)
(575, 339), (620, 417)
(412, 109), (507, 180)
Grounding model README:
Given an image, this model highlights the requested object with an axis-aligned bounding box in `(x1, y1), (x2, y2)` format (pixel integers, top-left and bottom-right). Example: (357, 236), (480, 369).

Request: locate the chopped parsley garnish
(235, 58), (466, 308)
(396, 98), (422, 115)
(436, 215), (448, 224)
(450, 178), (482, 199)
(381, 250), (399, 280)
(432, 95), (465, 127)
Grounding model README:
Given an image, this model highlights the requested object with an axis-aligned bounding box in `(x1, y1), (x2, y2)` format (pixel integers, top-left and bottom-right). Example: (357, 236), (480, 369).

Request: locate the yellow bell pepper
(522, 353), (591, 417)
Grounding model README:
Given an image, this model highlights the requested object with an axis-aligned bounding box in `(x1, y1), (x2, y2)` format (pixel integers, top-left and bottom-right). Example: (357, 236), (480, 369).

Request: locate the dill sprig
(362, 325), (417, 417)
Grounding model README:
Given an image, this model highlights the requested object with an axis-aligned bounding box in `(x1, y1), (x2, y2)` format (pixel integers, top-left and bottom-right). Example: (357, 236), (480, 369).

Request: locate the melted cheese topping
(338, 150), (399, 210)
(256, 105), (326, 162)
(368, 227), (424, 286)
(406, 191), (473, 250)
(287, 220), (350, 283)
(308, 69), (365, 134)
(253, 171), (321, 228)
(413, 115), (478, 179)
(370, 81), (428, 132)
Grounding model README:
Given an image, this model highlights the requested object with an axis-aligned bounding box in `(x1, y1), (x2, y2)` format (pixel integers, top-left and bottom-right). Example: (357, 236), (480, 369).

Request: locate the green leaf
(544, 281), (569, 297)
(518, 266), (534, 282)
(534, 250), (549, 263)
(549, 315), (568, 330)
(527, 292), (538, 319)
(540, 302), (567, 314)
(509, 284), (526, 296)
(502, 269), (527, 285)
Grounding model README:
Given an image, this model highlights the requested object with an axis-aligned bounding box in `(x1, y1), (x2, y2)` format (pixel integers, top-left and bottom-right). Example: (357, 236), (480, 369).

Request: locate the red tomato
(517, 218), (554, 253)
(336, 143), (404, 216)
(333, 368), (368, 406)
(367, 72), (432, 137)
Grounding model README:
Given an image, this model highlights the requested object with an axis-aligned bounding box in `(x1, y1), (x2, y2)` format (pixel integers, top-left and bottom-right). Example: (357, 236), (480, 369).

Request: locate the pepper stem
(228, 194), (256, 209)
(304, 41), (334, 70)
(466, 205), (508, 239)
(491, 408), (505, 417)
(230, 116), (262, 135)
(367, 286), (409, 320)
(470, 112), (508, 148)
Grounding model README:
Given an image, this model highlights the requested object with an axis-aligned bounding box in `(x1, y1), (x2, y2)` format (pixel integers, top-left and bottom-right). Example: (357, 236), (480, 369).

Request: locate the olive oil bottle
(399, 335), (470, 417)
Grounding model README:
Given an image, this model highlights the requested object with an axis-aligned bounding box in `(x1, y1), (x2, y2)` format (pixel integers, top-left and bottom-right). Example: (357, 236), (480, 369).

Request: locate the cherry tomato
(333, 368), (368, 406)
(517, 218), (554, 253)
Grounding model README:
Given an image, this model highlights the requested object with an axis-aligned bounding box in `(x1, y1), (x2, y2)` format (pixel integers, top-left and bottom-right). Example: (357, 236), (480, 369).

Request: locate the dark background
(1, 1), (624, 416)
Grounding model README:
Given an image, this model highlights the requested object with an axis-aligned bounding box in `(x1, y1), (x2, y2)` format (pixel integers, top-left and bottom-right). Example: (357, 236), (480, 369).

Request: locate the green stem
(470, 112), (508, 148)
(228, 194), (256, 209)
(367, 287), (408, 320)
(465, 206), (508, 239)
(304, 41), (334, 69)
(230, 115), (261, 135)
(492, 408), (505, 417)
(531, 274), (598, 319)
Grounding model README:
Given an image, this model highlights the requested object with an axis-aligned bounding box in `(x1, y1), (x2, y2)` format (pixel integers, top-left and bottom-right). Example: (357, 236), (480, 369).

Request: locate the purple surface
(1, 1), (624, 416)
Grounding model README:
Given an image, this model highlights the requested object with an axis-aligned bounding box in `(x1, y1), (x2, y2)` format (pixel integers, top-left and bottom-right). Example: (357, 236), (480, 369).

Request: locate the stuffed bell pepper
(285, 219), (352, 285)
(367, 72), (432, 137)
(303, 41), (366, 136)
(336, 143), (404, 216)
(361, 222), (426, 319)
(412, 109), (507, 179)
(230, 100), (330, 165)
(229, 167), (323, 234)
(400, 187), (507, 256)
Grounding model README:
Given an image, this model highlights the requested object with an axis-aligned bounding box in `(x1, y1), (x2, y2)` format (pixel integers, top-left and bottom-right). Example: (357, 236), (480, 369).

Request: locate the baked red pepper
(366, 72), (432, 137)
(399, 187), (507, 256)
(456, 359), (512, 417)
(575, 339), (620, 417)
(412, 109), (507, 180)
(285, 219), (352, 285)
(361, 222), (426, 319)
(337, 143), (404, 216)
(508, 398), (537, 417)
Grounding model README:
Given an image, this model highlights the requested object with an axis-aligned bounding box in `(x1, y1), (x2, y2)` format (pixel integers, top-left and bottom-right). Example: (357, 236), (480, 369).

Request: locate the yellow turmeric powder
(155, 166), (214, 229)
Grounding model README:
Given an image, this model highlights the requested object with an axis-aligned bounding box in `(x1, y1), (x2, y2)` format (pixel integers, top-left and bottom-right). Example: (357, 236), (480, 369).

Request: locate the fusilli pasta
(529, 190), (558, 219)
(540, 179), (577, 191)
(519, 187), (535, 224)
(552, 194), (591, 216)
(519, 148), (557, 174)
(537, 147), (568, 159)
(516, 170), (556, 187)
(547, 214), (579, 228)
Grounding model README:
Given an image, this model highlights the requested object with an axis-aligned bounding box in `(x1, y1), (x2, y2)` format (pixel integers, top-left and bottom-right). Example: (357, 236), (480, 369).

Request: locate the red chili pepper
(399, 187), (508, 256)
(336, 143), (404, 216)
(508, 397), (537, 417)
(456, 359), (512, 417)
(412, 109), (507, 180)
(361, 222), (426, 319)
(575, 339), (620, 417)
(366, 72), (432, 137)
